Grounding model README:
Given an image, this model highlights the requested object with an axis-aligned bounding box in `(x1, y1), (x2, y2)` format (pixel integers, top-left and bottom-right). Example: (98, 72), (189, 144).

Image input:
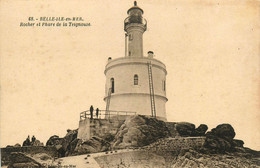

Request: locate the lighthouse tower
(104, 2), (167, 121)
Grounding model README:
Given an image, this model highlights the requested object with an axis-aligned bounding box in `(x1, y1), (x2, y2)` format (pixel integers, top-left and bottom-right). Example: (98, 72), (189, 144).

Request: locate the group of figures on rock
(22, 135), (43, 147)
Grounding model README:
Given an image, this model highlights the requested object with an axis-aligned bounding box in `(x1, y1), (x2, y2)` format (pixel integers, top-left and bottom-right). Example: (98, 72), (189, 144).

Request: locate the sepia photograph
(0, 0), (259, 167)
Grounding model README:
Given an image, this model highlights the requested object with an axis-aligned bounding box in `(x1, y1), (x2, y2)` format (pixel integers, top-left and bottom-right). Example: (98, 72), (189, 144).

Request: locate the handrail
(80, 110), (136, 120)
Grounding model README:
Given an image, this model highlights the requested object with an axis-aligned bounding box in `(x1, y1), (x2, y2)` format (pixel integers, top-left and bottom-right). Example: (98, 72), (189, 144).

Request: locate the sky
(0, 0), (259, 150)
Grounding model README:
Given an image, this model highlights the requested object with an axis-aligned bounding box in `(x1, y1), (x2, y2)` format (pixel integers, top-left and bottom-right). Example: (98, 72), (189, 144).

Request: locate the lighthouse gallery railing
(80, 110), (136, 120)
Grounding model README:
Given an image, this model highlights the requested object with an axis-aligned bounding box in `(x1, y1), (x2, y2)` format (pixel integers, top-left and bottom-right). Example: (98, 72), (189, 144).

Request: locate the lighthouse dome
(127, 1), (144, 15)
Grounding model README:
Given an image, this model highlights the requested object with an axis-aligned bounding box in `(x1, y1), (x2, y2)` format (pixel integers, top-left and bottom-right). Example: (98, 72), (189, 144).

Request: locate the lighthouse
(104, 2), (168, 121)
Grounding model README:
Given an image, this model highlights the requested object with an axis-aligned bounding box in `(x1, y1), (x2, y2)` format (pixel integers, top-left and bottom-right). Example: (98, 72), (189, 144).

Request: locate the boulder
(204, 124), (236, 153)
(213, 124), (235, 141)
(112, 115), (169, 149)
(46, 129), (78, 156)
(165, 122), (179, 137)
(46, 135), (63, 146)
(73, 136), (110, 155)
(204, 134), (233, 153)
(61, 129), (78, 156)
(65, 138), (79, 156)
(232, 139), (244, 147)
(32, 153), (52, 161)
(6, 145), (14, 148)
(194, 124), (208, 136)
(31, 140), (44, 146)
(102, 133), (115, 142)
(175, 122), (195, 137)
(14, 143), (21, 147)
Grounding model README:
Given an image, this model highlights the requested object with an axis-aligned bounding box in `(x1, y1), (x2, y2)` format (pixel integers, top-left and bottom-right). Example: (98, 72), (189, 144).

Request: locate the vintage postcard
(0, 0), (259, 167)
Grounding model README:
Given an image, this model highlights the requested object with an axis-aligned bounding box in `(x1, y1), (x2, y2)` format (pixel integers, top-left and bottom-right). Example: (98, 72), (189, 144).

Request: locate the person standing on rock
(96, 108), (99, 118)
(23, 135), (31, 146)
(32, 135), (36, 142)
(27, 135), (30, 144)
(90, 105), (94, 119)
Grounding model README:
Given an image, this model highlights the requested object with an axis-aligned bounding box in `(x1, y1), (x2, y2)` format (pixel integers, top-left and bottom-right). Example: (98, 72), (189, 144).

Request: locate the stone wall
(143, 137), (206, 151)
(1, 146), (58, 165)
(78, 117), (125, 140)
(95, 150), (169, 168)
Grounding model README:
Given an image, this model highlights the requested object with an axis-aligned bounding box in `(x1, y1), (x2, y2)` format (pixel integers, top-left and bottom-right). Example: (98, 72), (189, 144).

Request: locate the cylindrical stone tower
(104, 2), (168, 121)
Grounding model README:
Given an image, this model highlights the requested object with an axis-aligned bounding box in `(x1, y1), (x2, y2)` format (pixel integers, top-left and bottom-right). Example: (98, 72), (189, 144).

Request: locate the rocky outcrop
(63, 129), (78, 156)
(31, 140), (44, 147)
(46, 135), (63, 146)
(6, 118), (256, 168)
(165, 122), (179, 137)
(203, 124), (246, 153)
(195, 124), (208, 136)
(46, 129), (112, 156)
(66, 138), (79, 156)
(171, 149), (260, 168)
(112, 115), (169, 149)
(46, 135), (65, 156)
(175, 122), (196, 137)
(46, 129), (78, 156)
(73, 136), (110, 155)
(210, 124), (235, 140)
(6, 116), (258, 168)
(14, 143), (21, 147)
(175, 122), (208, 137)
(233, 139), (244, 147)
(8, 152), (43, 168)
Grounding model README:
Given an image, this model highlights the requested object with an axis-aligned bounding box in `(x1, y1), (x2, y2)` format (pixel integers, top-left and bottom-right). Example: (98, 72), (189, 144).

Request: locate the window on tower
(162, 80), (166, 91)
(134, 74), (138, 85)
(111, 78), (114, 93)
(129, 34), (133, 41)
